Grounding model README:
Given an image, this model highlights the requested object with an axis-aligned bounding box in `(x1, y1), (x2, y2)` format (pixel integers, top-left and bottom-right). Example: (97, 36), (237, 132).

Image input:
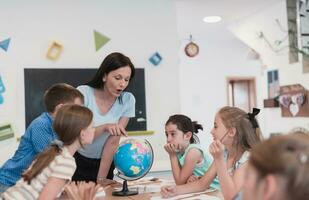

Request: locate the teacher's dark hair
(87, 52), (135, 89)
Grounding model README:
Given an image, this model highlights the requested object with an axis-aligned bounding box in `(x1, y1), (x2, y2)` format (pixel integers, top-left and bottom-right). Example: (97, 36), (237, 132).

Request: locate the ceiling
(176, 0), (282, 23)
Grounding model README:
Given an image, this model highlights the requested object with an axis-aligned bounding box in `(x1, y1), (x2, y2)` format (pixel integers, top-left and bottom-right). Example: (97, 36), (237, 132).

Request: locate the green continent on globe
(130, 166), (141, 174)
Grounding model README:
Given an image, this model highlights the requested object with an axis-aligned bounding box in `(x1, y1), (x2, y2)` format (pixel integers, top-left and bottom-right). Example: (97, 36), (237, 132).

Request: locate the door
(227, 77), (256, 112)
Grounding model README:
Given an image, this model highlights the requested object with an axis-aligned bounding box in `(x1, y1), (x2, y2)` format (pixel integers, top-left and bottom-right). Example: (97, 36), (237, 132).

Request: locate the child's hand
(164, 143), (179, 154)
(209, 139), (225, 160)
(161, 185), (178, 198)
(64, 182), (80, 200)
(65, 181), (101, 200)
(186, 175), (200, 183)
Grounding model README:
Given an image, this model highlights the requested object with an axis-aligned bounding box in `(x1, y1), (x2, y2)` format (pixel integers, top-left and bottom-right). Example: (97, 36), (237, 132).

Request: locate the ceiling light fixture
(203, 16), (222, 23)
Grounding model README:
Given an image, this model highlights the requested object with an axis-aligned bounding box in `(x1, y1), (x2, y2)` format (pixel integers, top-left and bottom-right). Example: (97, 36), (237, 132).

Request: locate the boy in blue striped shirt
(0, 83), (84, 193)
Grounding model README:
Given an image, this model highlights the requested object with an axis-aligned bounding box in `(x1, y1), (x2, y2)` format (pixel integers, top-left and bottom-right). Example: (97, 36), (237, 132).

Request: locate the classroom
(0, 0), (308, 200)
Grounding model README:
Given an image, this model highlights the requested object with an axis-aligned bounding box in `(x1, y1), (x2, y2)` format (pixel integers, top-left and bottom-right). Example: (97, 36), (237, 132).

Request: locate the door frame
(226, 76), (257, 111)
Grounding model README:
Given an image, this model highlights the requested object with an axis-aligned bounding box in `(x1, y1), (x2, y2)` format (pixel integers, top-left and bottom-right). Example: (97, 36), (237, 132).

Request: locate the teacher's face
(103, 66), (131, 98)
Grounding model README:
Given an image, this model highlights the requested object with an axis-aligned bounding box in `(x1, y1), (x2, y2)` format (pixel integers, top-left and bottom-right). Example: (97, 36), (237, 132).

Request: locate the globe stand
(112, 180), (138, 196)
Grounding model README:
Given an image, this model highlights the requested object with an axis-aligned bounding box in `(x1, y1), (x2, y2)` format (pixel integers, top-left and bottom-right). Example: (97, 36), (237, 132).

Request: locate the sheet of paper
(128, 177), (174, 186)
(151, 193), (220, 200)
(135, 184), (162, 193)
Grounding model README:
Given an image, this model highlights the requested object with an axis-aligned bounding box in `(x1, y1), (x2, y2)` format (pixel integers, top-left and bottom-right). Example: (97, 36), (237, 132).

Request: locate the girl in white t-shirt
(1, 104), (95, 200)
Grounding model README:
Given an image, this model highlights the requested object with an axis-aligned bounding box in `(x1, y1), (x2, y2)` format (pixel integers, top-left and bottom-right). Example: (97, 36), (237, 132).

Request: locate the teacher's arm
(96, 117), (129, 183)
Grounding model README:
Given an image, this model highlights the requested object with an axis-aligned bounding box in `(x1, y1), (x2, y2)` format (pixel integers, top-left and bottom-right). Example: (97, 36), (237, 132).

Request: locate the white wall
(229, 0), (309, 137)
(175, 1), (263, 151)
(0, 0), (180, 170)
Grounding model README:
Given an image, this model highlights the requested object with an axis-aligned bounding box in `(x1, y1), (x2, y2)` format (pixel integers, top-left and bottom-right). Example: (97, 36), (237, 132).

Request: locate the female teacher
(72, 52), (136, 185)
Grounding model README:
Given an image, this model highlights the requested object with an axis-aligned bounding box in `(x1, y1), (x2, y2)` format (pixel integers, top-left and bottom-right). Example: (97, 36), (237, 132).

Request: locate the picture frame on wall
(267, 69), (280, 99)
(279, 84), (309, 117)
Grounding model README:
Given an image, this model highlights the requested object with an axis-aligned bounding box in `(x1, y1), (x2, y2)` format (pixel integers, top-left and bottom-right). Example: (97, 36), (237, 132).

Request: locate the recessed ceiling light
(203, 16), (222, 23)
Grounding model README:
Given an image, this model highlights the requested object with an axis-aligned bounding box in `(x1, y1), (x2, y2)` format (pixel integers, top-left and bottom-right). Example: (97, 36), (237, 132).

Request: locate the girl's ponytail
(22, 144), (61, 184)
(192, 121), (203, 133)
(191, 121), (203, 144)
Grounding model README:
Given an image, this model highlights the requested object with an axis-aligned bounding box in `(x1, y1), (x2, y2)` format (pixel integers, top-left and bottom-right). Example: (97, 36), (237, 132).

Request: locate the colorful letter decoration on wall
(94, 30), (110, 51)
(0, 124), (14, 141)
(149, 52), (162, 66)
(0, 75), (5, 104)
(46, 41), (63, 61)
(0, 38), (11, 52)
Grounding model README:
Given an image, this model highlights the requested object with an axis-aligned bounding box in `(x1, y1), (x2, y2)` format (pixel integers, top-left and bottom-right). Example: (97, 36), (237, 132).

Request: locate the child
(243, 133), (309, 200)
(1, 104), (95, 200)
(164, 114), (215, 185)
(0, 83), (84, 193)
(161, 107), (263, 200)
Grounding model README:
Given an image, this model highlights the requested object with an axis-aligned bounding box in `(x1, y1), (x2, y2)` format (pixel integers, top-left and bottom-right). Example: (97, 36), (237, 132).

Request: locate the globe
(112, 138), (154, 196)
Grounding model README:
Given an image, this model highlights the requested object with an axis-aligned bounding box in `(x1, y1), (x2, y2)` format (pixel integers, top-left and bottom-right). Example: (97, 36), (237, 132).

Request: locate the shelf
(263, 98), (279, 108)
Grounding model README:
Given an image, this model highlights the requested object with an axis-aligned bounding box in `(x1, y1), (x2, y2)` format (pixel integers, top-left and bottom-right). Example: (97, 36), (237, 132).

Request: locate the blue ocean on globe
(114, 139), (153, 179)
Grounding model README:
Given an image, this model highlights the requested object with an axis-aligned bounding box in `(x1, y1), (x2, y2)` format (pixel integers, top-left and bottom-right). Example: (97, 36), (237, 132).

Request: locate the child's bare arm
(39, 177), (67, 200)
(161, 162), (216, 198)
(210, 140), (244, 200)
(171, 148), (202, 184)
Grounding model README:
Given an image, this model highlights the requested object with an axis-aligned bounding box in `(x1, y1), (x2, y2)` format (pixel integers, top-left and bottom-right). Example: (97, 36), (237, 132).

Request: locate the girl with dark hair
(73, 52), (136, 185)
(1, 105), (94, 200)
(164, 114), (214, 186)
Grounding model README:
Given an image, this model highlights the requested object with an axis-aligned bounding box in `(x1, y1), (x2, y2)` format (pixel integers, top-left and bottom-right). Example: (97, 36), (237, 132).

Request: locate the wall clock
(185, 41), (199, 57)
